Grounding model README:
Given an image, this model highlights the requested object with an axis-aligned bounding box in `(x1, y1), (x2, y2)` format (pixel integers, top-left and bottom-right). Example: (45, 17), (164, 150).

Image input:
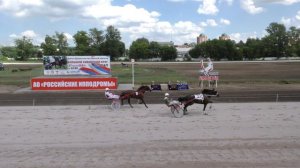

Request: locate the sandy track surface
(1, 103), (300, 168)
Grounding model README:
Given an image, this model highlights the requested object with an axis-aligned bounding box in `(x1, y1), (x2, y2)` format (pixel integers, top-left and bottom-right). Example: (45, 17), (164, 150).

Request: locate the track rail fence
(0, 92), (299, 106)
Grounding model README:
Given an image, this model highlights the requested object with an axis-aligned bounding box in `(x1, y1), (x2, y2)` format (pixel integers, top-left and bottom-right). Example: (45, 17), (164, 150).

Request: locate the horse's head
(137, 85), (152, 93)
(202, 88), (219, 97)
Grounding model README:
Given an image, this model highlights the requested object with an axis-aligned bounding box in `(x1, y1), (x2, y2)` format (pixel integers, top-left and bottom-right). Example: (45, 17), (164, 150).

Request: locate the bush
(0, 56), (8, 61)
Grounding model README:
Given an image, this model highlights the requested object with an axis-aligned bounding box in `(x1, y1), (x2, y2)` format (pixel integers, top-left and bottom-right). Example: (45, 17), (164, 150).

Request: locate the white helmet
(105, 88), (109, 91)
(165, 93), (169, 97)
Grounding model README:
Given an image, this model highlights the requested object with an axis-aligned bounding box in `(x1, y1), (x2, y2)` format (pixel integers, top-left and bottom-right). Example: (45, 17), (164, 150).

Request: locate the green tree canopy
(89, 28), (105, 55)
(73, 31), (90, 55)
(41, 32), (69, 55)
(129, 38), (150, 60)
(102, 25), (125, 60)
(14, 36), (34, 60)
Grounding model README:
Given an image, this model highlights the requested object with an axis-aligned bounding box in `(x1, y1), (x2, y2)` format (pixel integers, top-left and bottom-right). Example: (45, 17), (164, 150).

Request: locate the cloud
(8, 30), (43, 45)
(220, 18), (231, 25)
(230, 32), (259, 42)
(296, 10), (300, 20)
(82, 3), (160, 26)
(21, 30), (38, 38)
(219, 0), (234, 5)
(120, 20), (203, 46)
(197, 0), (219, 15)
(240, 0), (264, 14)
(280, 10), (300, 28)
(200, 19), (218, 27)
(9, 30), (38, 39)
(167, 0), (186, 2)
(260, 0), (300, 5)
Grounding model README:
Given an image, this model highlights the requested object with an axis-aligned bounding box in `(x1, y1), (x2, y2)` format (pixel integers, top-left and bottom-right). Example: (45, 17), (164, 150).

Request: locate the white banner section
(43, 56), (111, 76)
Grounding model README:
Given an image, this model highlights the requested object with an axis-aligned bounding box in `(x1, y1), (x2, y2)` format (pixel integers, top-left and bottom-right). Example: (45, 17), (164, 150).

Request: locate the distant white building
(157, 41), (174, 47)
(175, 45), (192, 61)
(197, 34), (208, 44)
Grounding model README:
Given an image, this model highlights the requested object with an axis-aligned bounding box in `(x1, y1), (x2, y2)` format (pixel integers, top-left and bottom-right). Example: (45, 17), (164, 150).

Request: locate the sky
(0, 0), (299, 48)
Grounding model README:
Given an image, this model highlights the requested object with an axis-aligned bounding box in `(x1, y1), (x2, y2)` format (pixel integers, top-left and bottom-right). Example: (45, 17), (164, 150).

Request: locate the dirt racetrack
(1, 103), (300, 168)
(1, 61), (300, 168)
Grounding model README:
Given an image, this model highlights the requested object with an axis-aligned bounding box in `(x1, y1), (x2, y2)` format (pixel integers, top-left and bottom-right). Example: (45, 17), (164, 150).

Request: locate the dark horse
(120, 85), (152, 108)
(178, 89), (219, 115)
(52, 56), (67, 69)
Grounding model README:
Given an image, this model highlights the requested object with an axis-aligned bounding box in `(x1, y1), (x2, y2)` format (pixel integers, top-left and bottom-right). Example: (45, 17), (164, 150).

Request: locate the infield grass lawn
(0, 63), (194, 87)
(111, 64), (194, 84)
(0, 64), (43, 87)
(0, 61), (300, 87)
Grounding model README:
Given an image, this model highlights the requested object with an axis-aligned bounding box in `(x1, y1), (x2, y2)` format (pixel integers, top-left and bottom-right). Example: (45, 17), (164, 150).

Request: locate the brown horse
(120, 85), (151, 108)
(178, 89), (219, 115)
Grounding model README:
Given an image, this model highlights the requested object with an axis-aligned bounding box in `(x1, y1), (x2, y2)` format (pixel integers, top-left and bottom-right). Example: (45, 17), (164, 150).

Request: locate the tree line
(189, 23), (300, 60)
(0, 22), (299, 61)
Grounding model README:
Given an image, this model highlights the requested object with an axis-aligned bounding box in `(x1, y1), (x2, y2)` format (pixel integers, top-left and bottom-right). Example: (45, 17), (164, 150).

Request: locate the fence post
(276, 93), (279, 103)
(33, 99), (35, 106)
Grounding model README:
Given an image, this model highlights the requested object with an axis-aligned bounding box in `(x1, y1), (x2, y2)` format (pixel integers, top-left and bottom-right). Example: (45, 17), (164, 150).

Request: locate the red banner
(199, 75), (219, 81)
(31, 77), (117, 90)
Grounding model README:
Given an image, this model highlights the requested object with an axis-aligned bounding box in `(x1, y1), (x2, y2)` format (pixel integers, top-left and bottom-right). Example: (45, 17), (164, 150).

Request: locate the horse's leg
(183, 103), (191, 115)
(140, 98), (148, 108)
(183, 105), (188, 114)
(128, 98), (133, 108)
(203, 103), (207, 115)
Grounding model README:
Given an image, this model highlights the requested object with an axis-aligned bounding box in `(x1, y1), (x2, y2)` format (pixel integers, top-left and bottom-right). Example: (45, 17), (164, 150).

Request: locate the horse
(178, 89), (219, 115)
(120, 85), (152, 108)
(52, 56), (67, 69)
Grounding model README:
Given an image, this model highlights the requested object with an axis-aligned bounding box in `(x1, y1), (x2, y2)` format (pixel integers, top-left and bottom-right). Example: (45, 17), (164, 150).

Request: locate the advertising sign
(199, 75), (219, 81)
(43, 56), (111, 76)
(31, 77), (117, 90)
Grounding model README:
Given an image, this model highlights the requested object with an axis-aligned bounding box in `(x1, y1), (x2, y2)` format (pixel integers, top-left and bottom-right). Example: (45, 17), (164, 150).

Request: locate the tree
(242, 38), (264, 60)
(129, 38), (150, 60)
(15, 36), (34, 60)
(89, 28), (104, 55)
(264, 22), (288, 58)
(189, 39), (241, 61)
(0, 46), (18, 58)
(189, 44), (205, 58)
(160, 45), (177, 61)
(102, 25), (125, 60)
(73, 31), (90, 55)
(41, 32), (69, 56)
(149, 41), (160, 58)
(286, 26), (300, 57)
(41, 35), (57, 55)
(55, 32), (69, 55)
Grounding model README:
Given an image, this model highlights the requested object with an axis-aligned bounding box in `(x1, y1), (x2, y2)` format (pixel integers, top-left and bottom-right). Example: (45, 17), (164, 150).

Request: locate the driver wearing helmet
(164, 92), (180, 106)
(104, 88), (120, 99)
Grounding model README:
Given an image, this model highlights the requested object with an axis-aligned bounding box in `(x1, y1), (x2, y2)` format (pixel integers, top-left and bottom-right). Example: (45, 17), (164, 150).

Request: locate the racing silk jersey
(194, 94), (204, 101)
(164, 97), (180, 106)
(105, 91), (120, 99)
(164, 97), (171, 105)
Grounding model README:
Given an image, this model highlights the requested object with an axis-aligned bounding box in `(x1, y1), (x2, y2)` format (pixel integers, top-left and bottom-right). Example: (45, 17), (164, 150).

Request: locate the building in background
(219, 33), (230, 40)
(197, 34), (208, 44)
(175, 44), (192, 61)
(157, 41), (174, 47)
